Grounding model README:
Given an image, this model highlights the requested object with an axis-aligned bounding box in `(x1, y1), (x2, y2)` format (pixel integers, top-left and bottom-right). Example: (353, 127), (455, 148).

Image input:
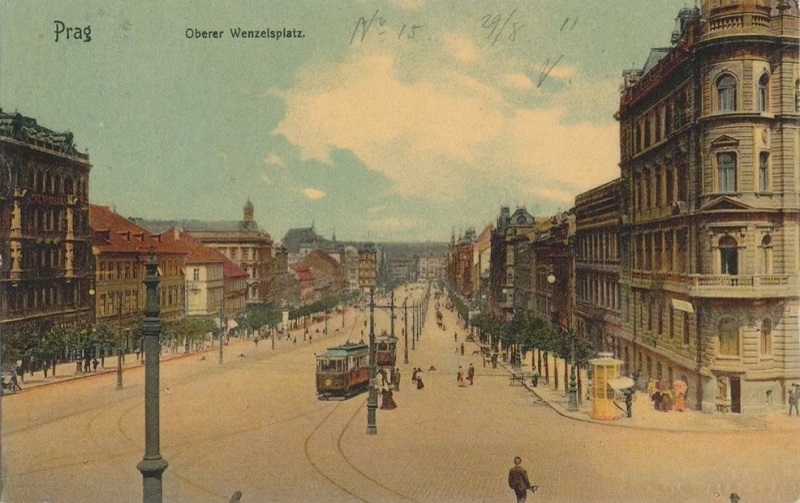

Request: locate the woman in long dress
(457, 366), (468, 387)
(673, 379), (688, 411)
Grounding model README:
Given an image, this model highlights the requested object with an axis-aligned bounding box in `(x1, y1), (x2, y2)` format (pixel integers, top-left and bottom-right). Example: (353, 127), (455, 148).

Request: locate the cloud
(301, 188), (326, 200)
(260, 174), (272, 185)
(444, 34), (477, 63)
(264, 154), (284, 166)
(503, 73), (534, 90)
(274, 49), (620, 212)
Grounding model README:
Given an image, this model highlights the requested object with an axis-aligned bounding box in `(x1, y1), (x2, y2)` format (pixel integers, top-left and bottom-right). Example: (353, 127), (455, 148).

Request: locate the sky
(1, 0), (689, 242)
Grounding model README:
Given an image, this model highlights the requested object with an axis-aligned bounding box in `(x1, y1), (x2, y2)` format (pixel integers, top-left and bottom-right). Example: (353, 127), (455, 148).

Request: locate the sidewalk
(5, 307), (358, 394)
(496, 355), (800, 433)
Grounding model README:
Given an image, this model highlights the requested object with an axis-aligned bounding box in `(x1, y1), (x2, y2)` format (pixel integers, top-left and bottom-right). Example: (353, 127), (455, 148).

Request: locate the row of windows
(718, 317), (773, 357)
(6, 283), (82, 313)
(17, 206), (87, 235)
(221, 246), (261, 262)
(576, 275), (620, 311)
(631, 88), (691, 156)
(714, 151), (771, 193)
(628, 295), (692, 346)
(576, 231), (619, 263)
(632, 163), (689, 213)
(714, 72), (791, 114)
(15, 168), (87, 198)
(632, 229), (688, 273)
(714, 234), (773, 276)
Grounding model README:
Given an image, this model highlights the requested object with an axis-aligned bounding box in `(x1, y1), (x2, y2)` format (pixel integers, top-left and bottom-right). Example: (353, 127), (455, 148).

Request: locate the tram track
(302, 394), (420, 503)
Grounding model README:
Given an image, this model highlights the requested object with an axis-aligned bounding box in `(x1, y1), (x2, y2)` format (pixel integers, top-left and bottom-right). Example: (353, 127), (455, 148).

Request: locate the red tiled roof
(289, 262), (315, 282)
(223, 258), (247, 279)
(89, 205), (186, 256)
(158, 228), (227, 264)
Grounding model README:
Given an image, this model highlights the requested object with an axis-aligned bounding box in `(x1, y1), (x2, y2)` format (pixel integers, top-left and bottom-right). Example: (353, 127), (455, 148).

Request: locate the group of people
(456, 363), (475, 387)
(649, 379), (688, 412)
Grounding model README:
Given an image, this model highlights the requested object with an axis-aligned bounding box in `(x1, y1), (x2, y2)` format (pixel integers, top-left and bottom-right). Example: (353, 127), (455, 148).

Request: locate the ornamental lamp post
(366, 287), (377, 435)
(218, 306), (224, 365)
(547, 273), (578, 412)
(136, 250), (168, 502)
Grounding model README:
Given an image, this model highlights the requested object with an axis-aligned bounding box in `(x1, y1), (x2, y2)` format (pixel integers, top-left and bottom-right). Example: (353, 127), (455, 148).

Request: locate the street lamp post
(218, 307), (224, 365)
(136, 251), (168, 502)
(366, 287), (377, 435)
(116, 348), (123, 390)
(547, 273), (579, 412)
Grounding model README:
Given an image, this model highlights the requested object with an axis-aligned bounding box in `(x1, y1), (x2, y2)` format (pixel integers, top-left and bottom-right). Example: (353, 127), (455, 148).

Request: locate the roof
(317, 342), (369, 359)
(223, 258), (248, 279)
(282, 226), (327, 253)
(475, 225), (493, 245)
(132, 218), (261, 234)
(158, 227), (227, 265)
(303, 249), (340, 269)
(288, 262), (315, 282)
(641, 48), (670, 74)
(89, 205), (186, 256)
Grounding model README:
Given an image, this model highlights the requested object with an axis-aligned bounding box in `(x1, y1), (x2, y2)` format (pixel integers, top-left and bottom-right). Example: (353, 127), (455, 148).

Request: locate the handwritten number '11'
(481, 9), (523, 45)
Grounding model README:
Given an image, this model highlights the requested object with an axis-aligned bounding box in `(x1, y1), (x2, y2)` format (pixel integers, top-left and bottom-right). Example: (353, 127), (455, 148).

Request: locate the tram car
(316, 342), (370, 399)
(375, 333), (398, 368)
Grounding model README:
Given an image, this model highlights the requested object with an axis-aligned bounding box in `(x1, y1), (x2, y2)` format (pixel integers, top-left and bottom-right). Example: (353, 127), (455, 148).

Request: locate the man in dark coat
(508, 456), (537, 503)
(467, 363), (475, 385)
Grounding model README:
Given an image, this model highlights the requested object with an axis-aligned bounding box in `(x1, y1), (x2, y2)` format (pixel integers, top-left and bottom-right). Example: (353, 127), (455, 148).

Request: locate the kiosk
(589, 353), (625, 420)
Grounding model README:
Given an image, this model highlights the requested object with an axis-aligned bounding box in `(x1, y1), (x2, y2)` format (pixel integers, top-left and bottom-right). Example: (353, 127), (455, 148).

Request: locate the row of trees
(469, 310), (595, 392)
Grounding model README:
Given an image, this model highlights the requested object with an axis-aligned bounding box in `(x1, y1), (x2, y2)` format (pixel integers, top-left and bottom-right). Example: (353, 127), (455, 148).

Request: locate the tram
(315, 342), (370, 399)
(375, 333), (397, 369)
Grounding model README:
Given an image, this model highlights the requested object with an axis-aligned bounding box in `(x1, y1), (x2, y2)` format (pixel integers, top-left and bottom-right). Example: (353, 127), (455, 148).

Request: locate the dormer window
(717, 74), (737, 112)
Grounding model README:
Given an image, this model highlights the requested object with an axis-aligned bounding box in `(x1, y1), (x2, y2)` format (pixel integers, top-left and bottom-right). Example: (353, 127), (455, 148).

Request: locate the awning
(671, 299), (694, 313)
(607, 377), (635, 390)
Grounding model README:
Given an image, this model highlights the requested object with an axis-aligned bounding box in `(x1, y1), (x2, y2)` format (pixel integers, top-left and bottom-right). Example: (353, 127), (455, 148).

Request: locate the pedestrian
(729, 493), (740, 503)
(229, 490), (242, 503)
(416, 371), (425, 389)
(412, 367), (419, 384)
(293, 336), (297, 344)
(460, 343), (465, 356)
(508, 456), (537, 503)
(394, 367), (401, 391)
(467, 363), (475, 385)
(457, 366), (468, 387)
(379, 368), (388, 386)
(92, 358), (99, 372)
(254, 336), (259, 348)
(454, 332), (458, 342)
(788, 383), (800, 416)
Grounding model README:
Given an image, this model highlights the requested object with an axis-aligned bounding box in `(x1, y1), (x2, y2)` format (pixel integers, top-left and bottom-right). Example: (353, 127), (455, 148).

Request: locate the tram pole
(366, 287), (377, 435)
(389, 291), (395, 383)
(403, 299), (409, 364)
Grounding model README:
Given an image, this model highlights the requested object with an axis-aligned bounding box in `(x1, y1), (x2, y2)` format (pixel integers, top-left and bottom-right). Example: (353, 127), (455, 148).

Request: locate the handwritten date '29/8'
(481, 9), (524, 46)
(351, 10), (425, 45)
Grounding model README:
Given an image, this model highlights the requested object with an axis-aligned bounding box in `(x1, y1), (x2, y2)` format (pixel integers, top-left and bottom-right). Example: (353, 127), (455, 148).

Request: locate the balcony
(688, 274), (797, 298)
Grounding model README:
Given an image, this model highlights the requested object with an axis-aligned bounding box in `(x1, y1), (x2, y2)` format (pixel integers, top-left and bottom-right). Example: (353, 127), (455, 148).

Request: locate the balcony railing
(689, 274), (797, 298)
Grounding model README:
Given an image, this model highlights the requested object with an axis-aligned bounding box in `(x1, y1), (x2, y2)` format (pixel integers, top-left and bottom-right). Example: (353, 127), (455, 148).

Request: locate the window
(717, 152), (737, 192)
(718, 318), (739, 356)
(192, 268), (200, 281)
(719, 236), (738, 275)
(760, 234), (773, 274)
(758, 152), (769, 192)
(760, 318), (772, 355)
(757, 73), (769, 112)
(717, 74), (737, 111)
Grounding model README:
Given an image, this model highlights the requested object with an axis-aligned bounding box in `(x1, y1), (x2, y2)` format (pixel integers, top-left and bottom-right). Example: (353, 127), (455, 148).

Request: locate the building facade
(617, 0), (799, 413)
(0, 110), (93, 344)
(489, 207), (536, 320)
(574, 180), (623, 355)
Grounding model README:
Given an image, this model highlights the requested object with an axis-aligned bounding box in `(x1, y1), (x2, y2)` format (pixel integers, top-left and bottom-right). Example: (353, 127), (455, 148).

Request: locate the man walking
(394, 368), (401, 391)
(467, 363), (475, 385)
(508, 456), (537, 503)
(789, 383), (800, 416)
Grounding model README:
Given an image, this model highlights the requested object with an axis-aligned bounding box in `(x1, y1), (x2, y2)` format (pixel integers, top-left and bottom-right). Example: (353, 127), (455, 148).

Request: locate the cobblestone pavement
(2, 287), (799, 503)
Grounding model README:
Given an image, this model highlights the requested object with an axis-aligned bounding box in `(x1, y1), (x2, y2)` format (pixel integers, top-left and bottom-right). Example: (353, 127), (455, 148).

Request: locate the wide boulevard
(2, 285), (798, 503)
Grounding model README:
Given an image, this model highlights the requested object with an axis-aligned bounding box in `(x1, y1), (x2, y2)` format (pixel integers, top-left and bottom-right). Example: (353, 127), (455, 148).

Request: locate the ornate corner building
(0, 110), (93, 337)
(617, 0), (799, 413)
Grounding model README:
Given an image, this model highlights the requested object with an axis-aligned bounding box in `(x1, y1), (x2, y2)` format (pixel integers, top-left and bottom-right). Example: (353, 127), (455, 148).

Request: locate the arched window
(718, 317), (739, 356)
(760, 234), (773, 274)
(717, 152), (737, 192)
(757, 73), (769, 112)
(760, 318), (772, 355)
(719, 236), (738, 275)
(717, 74), (737, 111)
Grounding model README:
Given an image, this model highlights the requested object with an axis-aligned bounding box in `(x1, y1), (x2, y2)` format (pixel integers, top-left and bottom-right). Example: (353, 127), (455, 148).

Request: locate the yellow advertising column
(589, 353), (624, 420)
